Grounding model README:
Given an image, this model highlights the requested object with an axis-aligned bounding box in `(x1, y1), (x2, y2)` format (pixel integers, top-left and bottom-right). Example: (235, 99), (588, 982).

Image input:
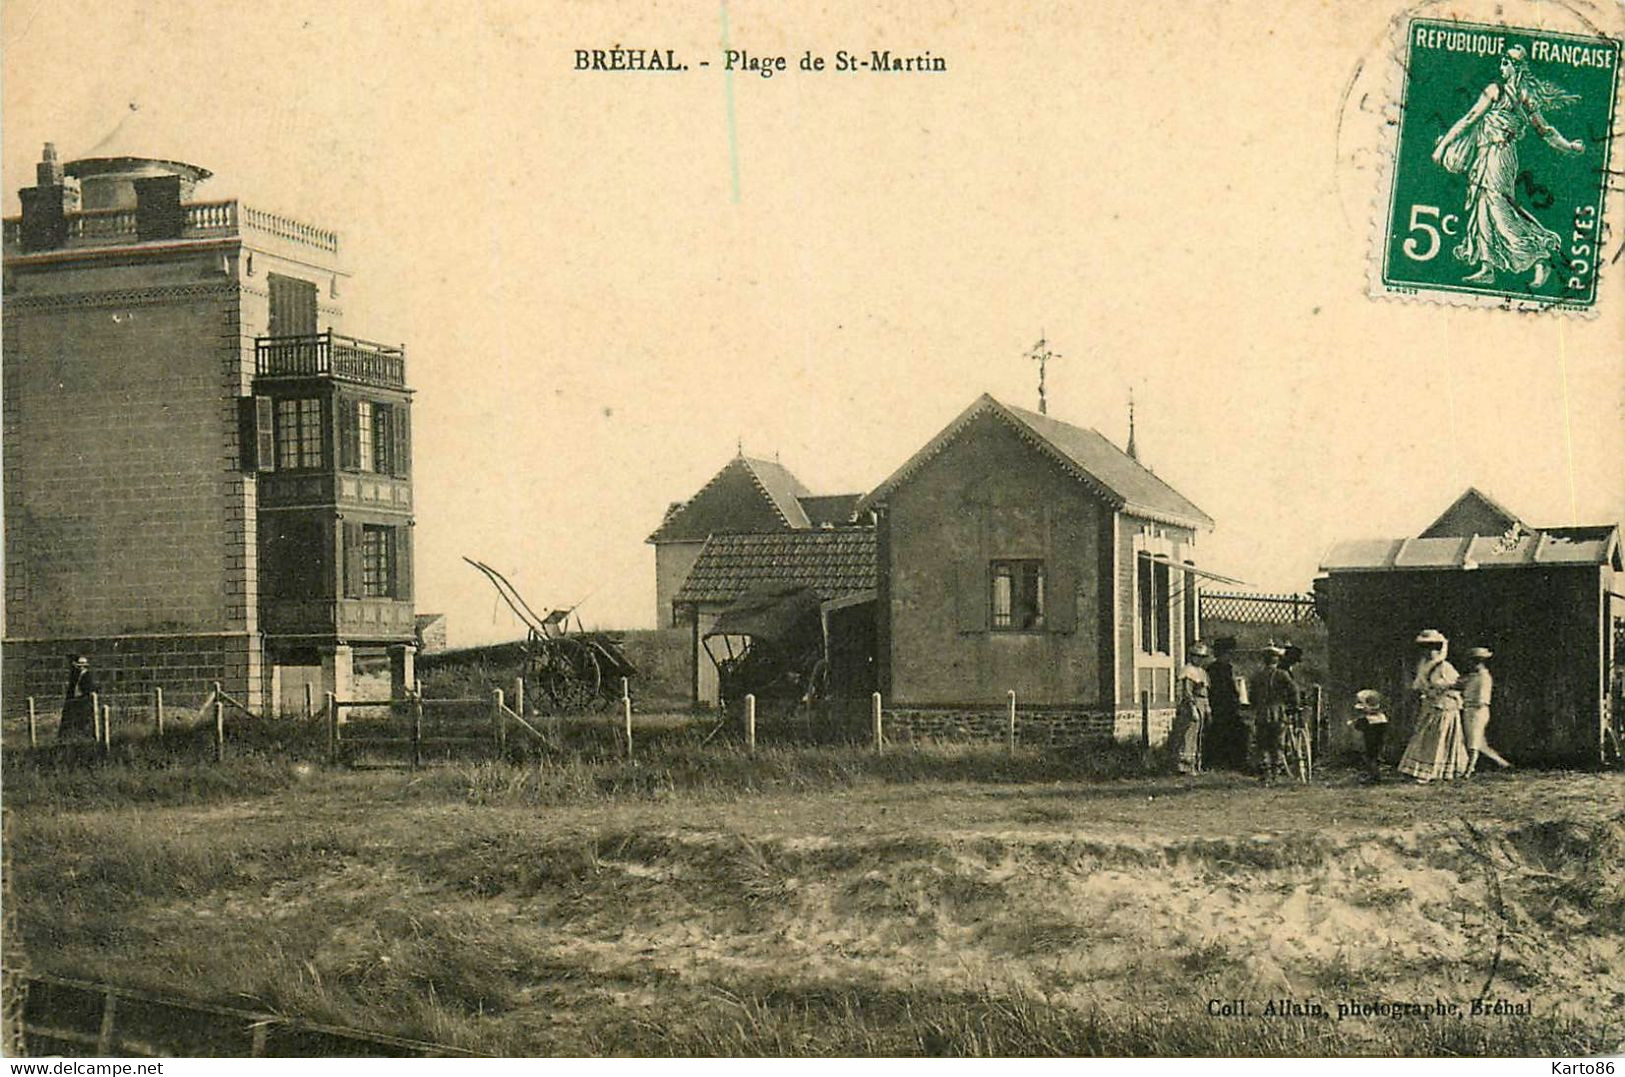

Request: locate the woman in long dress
(1173, 641), (1213, 774)
(1398, 629), (1470, 783)
(1431, 44), (1585, 288)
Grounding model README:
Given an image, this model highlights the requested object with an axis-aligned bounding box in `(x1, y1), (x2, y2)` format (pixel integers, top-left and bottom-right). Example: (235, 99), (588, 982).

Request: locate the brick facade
(3, 149), (413, 722)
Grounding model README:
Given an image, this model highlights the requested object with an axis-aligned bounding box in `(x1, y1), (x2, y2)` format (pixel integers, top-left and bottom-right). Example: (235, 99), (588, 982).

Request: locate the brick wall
(3, 264), (244, 637)
(882, 705), (1174, 748)
(3, 633), (257, 720)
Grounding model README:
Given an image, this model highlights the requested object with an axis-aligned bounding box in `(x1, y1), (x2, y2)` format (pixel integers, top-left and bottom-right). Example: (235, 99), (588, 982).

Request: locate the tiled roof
(648, 456), (811, 543)
(674, 529), (878, 605)
(856, 394), (1213, 530)
(745, 457), (813, 528)
(1321, 526), (1621, 573)
(798, 493), (862, 527)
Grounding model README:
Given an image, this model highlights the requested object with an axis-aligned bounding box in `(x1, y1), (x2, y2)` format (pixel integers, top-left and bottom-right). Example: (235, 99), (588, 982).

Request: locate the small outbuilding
(1318, 489), (1622, 764)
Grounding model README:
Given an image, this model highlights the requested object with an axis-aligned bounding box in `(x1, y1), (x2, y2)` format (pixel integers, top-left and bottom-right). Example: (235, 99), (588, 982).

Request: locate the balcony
(256, 332), (406, 390)
(3, 199), (339, 256)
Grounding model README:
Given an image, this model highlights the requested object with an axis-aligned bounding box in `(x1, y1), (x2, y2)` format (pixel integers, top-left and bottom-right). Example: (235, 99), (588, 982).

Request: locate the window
(274, 397), (323, 470)
(345, 399), (394, 474)
(357, 400), (374, 471)
(371, 403), (394, 473)
(1137, 553), (1172, 654)
(267, 274), (318, 337)
(361, 525), (395, 597)
(991, 560), (1045, 630)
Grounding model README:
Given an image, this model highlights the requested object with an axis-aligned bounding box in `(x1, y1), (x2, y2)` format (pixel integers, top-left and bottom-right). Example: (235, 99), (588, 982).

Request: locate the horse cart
(422, 558), (637, 713)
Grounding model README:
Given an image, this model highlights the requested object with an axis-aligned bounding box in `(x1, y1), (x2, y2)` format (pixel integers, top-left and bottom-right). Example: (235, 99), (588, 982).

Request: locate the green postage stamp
(1374, 17), (1621, 312)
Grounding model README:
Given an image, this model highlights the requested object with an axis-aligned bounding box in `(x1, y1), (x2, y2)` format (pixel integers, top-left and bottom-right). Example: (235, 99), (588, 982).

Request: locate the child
(1461, 646), (1510, 775)
(1349, 688), (1388, 783)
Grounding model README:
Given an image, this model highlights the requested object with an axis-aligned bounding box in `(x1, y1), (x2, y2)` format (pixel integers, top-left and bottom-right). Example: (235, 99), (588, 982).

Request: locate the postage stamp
(1373, 17), (1621, 312)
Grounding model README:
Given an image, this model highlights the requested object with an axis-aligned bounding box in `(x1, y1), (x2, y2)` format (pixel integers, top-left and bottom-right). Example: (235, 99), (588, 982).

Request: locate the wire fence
(1199, 590), (1321, 626)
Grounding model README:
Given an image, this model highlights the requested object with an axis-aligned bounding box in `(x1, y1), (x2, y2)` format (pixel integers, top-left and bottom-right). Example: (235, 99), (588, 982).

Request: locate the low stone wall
(883, 705), (1175, 749)
(2, 633), (259, 719)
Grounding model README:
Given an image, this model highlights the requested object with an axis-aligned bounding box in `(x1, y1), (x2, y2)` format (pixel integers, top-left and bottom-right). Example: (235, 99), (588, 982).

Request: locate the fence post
(91, 692), (101, 744)
(411, 688), (423, 771)
(871, 691), (883, 753)
(154, 687), (165, 736)
(214, 701), (225, 762)
(326, 691), (338, 765)
(623, 691), (634, 761)
(493, 689), (506, 754)
(1140, 690), (1151, 753)
(745, 694), (756, 755)
(27, 697), (37, 749)
(103, 705), (113, 751)
(1007, 689), (1017, 755)
(303, 683), (313, 720)
(512, 677), (525, 719)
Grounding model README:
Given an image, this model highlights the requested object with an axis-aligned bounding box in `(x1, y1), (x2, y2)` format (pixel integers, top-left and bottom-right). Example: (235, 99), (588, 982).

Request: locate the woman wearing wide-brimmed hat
(1397, 629), (1470, 782)
(1461, 646), (1511, 775)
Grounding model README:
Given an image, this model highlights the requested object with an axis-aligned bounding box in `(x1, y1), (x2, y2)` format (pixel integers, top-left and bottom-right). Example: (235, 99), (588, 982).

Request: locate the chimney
(36, 142), (64, 185)
(18, 142), (79, 252)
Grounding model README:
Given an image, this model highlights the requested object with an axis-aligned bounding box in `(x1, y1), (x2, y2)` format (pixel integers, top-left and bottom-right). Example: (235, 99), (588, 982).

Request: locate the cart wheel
(545, 647), (602, 712)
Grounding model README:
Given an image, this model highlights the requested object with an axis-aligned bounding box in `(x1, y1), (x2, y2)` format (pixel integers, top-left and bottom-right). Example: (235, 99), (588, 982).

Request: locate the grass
(4, 746), (1622, 1057)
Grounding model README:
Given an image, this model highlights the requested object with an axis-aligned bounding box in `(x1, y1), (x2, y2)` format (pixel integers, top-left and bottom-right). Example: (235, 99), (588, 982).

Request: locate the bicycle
(1282, 711), (1312, 783)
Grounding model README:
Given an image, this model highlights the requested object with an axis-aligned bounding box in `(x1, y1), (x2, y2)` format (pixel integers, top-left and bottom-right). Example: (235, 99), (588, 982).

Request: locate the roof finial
(1025, 331), (1061, 416)
(1126, 388), (1139, 462)
(736, 435), (743, 457)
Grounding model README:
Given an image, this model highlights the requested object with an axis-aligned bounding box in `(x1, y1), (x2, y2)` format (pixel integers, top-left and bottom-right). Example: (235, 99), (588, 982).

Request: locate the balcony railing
(3, 199), (338, 255)
(256, 332), (406, 389)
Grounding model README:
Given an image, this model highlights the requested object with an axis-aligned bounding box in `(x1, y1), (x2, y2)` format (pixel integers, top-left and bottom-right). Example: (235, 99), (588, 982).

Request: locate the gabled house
(855, 393), (1216, 743)
(647, 454), (861, 627)
(1319, 490), (1623, 763)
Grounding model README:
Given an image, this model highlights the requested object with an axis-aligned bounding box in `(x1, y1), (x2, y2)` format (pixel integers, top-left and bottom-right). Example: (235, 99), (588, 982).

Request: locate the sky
(4, 0), (1622, 644)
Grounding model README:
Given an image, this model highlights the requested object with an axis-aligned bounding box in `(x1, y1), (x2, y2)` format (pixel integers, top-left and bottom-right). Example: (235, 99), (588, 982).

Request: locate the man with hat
(1171, 640), (1213, 774)
(1248, 643), (1297, 785)
(1462, 646), (1510, 775)
(59, 655), (98, 741)
(1206, 637), (1247, 771)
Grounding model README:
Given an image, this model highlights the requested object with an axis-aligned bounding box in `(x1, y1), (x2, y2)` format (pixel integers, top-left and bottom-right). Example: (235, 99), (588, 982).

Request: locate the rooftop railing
(2, 200), (338, 255)
(255, 332), (406, 389)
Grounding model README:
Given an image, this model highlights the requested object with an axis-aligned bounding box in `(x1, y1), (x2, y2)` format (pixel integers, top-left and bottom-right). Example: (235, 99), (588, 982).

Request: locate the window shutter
(394, 525), (413, 600)
(955, 562), (987, 633)
(255, 396), (275, 472)
(343, 521), (364, 598)
(338, 398), (359, 470)
(1048, 560), (1076, 633)
(393, 405), (412, 478)
(237, 397), (257, 472)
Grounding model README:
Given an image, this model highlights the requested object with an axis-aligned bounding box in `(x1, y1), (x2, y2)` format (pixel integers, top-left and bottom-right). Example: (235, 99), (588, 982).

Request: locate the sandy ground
(7, 765), (1623, 1053)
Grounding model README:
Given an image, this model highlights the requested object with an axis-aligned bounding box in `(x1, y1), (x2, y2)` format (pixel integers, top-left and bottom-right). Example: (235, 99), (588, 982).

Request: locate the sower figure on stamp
(59, 655), (98, 741)
(1461, 646), (1511, 775)
(1431, 44), (1585, 288)
(1248, 644), (1296, 786)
